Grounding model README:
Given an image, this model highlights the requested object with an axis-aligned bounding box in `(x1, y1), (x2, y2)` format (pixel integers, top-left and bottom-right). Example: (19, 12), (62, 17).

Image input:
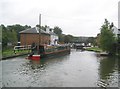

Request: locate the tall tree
(59, 34), (65, 43)
(1, 24), (8, 48)
(53, 26), (62, 35)
(95, 33), (101, 47)
(7, 29), (17, 45)
(64, 35), (74, 43)
(100, 19), (116, 54)
(0, 26), (1, 42)
(7, 24), (31, 41)
(2, 24), (31, 49)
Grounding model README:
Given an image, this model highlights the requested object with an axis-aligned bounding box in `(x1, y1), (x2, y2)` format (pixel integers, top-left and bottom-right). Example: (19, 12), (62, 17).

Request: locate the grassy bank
(2, 47), (31, 58)
(85, 47), (102, 52)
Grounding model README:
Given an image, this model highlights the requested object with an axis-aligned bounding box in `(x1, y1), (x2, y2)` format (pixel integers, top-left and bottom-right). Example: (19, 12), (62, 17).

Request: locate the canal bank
(85, 47), (102, 52)
(2, 53), (29, 60)
(2, 48), (30, 60)
(85, 47), (119, 57)
(1, 49), (118, 87)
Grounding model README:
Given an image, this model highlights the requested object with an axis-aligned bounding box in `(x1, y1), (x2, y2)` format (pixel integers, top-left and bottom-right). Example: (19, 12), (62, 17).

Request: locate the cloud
(0, 0), (119, 36)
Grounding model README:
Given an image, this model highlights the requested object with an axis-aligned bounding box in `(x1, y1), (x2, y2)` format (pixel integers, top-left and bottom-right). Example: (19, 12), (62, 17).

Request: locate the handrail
(14, 45), (31, 50)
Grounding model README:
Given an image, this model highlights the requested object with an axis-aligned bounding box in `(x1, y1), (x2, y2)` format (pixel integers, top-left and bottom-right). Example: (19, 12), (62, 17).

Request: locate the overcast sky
(0, 0), (119, 37)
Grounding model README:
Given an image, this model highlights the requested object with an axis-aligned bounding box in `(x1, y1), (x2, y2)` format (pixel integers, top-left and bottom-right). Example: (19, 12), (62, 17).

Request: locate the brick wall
(20, 33), (50, 46)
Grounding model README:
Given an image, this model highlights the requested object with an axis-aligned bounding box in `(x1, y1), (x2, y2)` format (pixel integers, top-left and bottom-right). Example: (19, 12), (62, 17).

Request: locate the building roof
(49, 31), (57, 36)
(19, 27), (50, 35)
(45, 27), (58, 36)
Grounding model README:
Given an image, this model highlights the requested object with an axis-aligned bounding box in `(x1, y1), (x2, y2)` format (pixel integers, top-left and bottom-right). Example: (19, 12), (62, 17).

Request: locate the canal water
(0, 49), (119, 87)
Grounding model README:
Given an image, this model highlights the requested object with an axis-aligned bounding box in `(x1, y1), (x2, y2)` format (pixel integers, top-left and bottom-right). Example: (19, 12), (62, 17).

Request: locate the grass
(85, 47), (102, 52)
(2, 47), (31, 58)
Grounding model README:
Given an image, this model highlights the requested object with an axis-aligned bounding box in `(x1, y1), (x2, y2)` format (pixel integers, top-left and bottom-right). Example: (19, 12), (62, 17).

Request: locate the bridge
(73, 43), (91, 49)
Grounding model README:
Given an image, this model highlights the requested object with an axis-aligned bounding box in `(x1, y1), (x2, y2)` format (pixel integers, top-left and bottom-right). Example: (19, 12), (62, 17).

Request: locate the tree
(0, 26), (1, 42)
(95, 33), (101, 47)
(59, 34), (65, 43)
(86, 37), (95, 45)
(7, 29), (17, 45)
(99, 19), (116, 54)
(53, 26), (62, 35)
(1, 24), (8, 48)
(64, 35), (74, 43)
(7, 24), (31, 41)
(2, 24), (30, 49)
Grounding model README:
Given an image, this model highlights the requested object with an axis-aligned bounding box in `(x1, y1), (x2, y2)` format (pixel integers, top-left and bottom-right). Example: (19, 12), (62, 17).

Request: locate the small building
(46, 27), (58, 45)
(50, 32), (58, 45)
(111, 26), (119, 37)
(19, 27), (50, 46)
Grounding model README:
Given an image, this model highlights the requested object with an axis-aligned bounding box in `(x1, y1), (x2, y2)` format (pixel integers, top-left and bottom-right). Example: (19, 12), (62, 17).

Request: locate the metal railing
(14, 45), (31, 51)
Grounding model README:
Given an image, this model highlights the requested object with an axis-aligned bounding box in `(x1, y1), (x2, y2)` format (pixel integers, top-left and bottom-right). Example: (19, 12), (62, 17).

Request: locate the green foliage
(64, 35), (74, 43)
(53, 26), (62, 35)
(87, 37), (95, 44)
(99, 19), (116, 54)
(1, 24), (31, 49)
(59, 34), (65, 43)
(118, 34), (120, 43)
(0, 26), (2, 42)
(2, 25), (8, 48)
(7, 29), (17, 45)
(7, 24), (31, 41)
(2, 47), (30, 58)
(95, 34), (101, 47)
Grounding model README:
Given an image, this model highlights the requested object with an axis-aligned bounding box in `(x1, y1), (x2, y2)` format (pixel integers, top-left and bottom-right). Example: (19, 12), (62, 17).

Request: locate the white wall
(46, 27), (50, 33)
(50, 35), (58, 45)
(112, 26), (118, 37)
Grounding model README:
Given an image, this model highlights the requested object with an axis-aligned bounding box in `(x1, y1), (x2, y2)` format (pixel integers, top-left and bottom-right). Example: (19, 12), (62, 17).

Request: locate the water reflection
(97, 56), (118, 87)
(24, 55), (70, 70)
(18, 55), (69, 75)
(29, 60), (42, 69)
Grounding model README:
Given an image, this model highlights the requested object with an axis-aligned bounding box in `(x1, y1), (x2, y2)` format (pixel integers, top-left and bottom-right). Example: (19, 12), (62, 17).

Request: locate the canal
(0, 49), (119, 87)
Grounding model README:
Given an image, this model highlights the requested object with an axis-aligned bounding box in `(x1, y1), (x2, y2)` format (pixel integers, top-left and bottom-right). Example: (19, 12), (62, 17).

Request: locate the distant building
(73, 36), (89, 43)
(19, 27), (50, 46)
